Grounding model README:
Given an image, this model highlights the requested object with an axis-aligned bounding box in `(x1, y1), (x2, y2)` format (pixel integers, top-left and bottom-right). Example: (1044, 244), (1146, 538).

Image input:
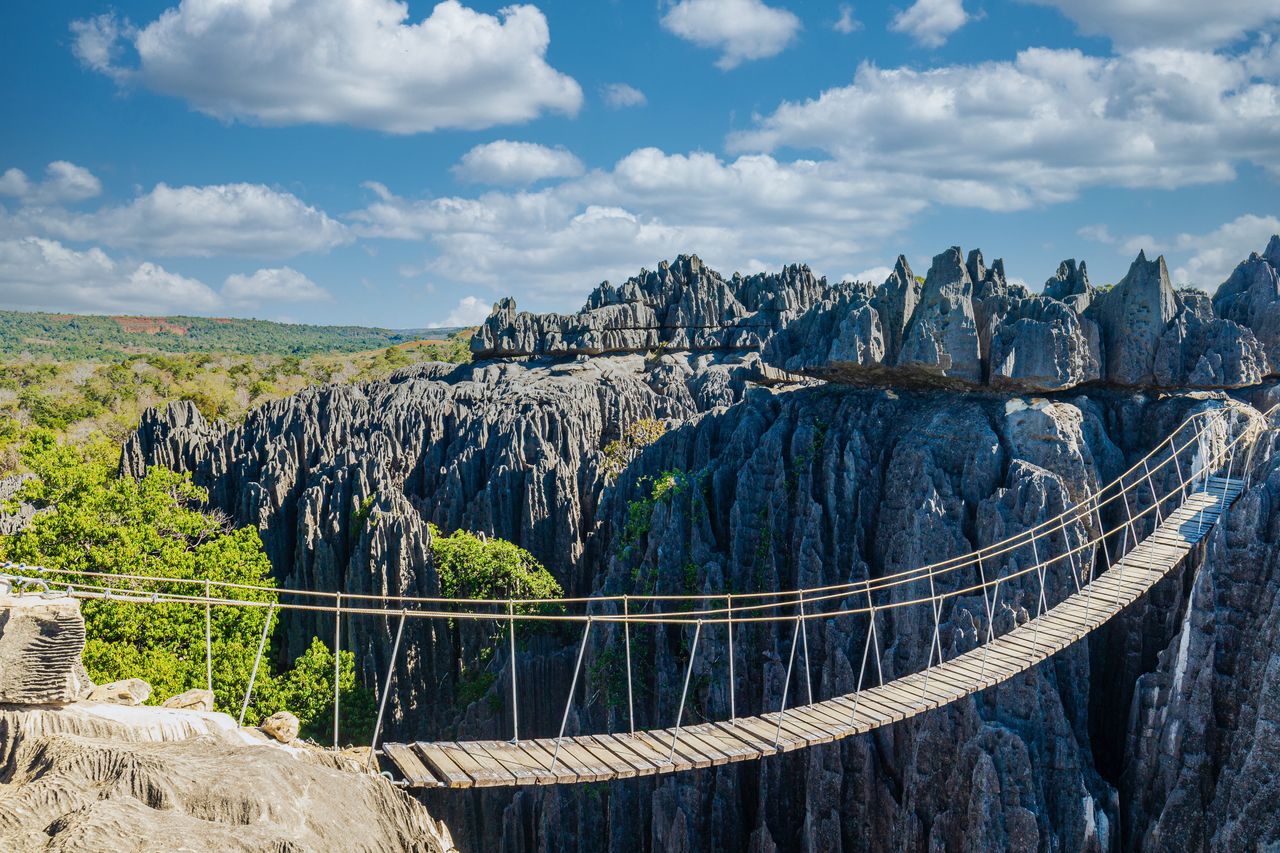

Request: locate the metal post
(668, 620), (703, 763)
(623, 596), (635, 735)
(551, 616), (593, 773)
(367, 610), (407, 771)
(977, 553), (995, 680)
(1142, 459), (1162, 525)
(333, 592), (342, 749)
(204, 579), (213, 696)
(798, 595), (812, 705)
(850, 607), (875, 725)
(238, 602), (275, 726)
(726, 594), (736, 724)
(508, 601), (519, 742)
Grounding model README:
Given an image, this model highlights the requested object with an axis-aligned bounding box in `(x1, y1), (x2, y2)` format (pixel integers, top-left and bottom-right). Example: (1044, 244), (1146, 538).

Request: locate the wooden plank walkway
(383, 479), (1242, 788)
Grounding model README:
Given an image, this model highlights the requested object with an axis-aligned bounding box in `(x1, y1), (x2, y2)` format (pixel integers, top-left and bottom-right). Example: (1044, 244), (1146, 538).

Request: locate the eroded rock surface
(0, 595), (89, 704)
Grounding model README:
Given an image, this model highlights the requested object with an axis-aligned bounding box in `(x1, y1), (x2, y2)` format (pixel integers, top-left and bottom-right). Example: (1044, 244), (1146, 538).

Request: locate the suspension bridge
(2, 402), (1274, 790)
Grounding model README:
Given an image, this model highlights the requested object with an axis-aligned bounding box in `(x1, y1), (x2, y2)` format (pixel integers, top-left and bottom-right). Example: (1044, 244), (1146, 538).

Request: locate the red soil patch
(112, 316), (190, 335)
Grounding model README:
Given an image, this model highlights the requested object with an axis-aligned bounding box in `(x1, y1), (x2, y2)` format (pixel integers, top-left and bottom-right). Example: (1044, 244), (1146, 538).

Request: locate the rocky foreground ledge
(0, 591), (455, 852)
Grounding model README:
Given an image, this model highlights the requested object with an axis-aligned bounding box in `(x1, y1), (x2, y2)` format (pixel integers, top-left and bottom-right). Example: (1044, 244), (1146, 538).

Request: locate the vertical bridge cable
(367, 610), (407, 771)
(668, 619), (703, 763)
(333, 592), (342, 748)
(726, 594), (736, 725)
(508, 600), (519, 742)
(774, 603), (803, 748)
(204, 579), (213, 696)
(238, 601), (275, 726)
(623, 595), (635, 735)
(799, 594), (812, 705)
(551, 615), (593, 773)
(976, 553), (995, 680)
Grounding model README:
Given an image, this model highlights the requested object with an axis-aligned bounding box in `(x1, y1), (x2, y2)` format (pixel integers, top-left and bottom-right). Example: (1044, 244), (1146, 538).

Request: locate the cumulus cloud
(833, 4), (863, 34)
(18, 182), (350, 258)
(438, 295), (493, 327)
(660, 0), (802, 69)
(351, 148), (925, 300)
(729, 45), (1280, 208)
(889, 0), (970, 47)
(601, 83), (647, 109)
(0, 161), (102, 206)
(1168, 214), (1280, 289)
(0, 237), (219, 314)
(71, 0), (582, 134)
(1019, 0), (1280, 49)
(223, 267), (330, 303)
(453, 141), (585, 186)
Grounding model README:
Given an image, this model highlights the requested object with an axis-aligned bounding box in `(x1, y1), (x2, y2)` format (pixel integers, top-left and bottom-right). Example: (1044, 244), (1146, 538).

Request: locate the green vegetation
(0, 309), (468, 361)
(428, 524), (562, 606)
(601, 418), (667, 481)
(0, 332), (473, 477)
(0, 431), (374, 742)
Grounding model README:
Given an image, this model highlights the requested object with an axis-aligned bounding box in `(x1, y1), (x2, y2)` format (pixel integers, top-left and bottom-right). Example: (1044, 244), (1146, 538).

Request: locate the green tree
(0, 430), (373, 741)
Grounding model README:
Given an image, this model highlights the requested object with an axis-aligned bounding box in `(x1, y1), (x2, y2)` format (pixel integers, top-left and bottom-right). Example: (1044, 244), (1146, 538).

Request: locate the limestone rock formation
(897, 247), (983, 383)
(0, 594), (89, 704)
(471, 255), (833, 359)
(0, 475), (36, 535)
(1088, 250), (1179, 385)
(117, 237), (1280, 853)
(1212, 234), (1280, 369)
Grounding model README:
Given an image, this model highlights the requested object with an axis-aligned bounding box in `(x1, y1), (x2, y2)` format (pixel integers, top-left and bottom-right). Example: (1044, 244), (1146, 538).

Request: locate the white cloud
(729, 46), (1280, 208)
(453, 141), (585, 186)
(601, 83), (648, 109)
(72, 0), (583, 134)
(351, 148), (925, 301)
(19, 182), (350, 258)
(439, 295), (492, 327)
(0, 161), (102, 206)
(1168, 214), (1280, 289)
(660, 0), (802, 69)
(1019, 0), (1280, 49)
(0, 237), (219, 315)
(833, 4), (863, 34)
(847, 265), (892, 283)
(1077, 223), (1115, 244)
(890, 0), (969, 47)
(223, 267), (330, 303)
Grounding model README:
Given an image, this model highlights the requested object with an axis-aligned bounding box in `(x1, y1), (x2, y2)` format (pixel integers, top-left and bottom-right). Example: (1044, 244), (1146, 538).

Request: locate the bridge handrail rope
(4, 401), (1269, 628)
(2, 404), (1262, 617)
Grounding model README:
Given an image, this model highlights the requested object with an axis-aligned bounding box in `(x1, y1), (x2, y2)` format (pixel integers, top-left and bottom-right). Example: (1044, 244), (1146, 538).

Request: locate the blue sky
(0, 0), (1277, 328)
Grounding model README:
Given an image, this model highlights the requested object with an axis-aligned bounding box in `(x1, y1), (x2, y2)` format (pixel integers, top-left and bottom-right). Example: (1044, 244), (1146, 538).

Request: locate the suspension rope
(368, 610), (407, 771)
(669, 619), (703, 763)
(238, 601), (275, 726)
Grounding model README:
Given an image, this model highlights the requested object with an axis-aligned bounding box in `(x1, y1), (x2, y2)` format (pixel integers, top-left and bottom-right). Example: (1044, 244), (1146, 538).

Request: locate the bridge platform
(383, 477), (1242, 788)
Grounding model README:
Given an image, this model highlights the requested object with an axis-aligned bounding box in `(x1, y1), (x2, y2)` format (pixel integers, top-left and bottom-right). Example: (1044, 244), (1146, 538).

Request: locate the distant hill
(0, 310), (468, 361)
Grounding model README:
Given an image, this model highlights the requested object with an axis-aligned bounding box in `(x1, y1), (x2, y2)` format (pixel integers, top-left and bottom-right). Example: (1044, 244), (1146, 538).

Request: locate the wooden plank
(617, 731), (687, 772)
(511, 738), (585, 785)
(631, 729), (703, 770)
(464, 740), (548, 786)
(413, 742), (475, 788)
(777, 704), (846, 740)
(440, 741), (517, 787)
(586, 734), (654, 777)
(701, 722), (771, 761)
(545, 738), (619, 782)
(653, 727), (720, 768)
(853, 688), (913, 723)
(733, 715), (802, 753)
(382, 742), (441, 787)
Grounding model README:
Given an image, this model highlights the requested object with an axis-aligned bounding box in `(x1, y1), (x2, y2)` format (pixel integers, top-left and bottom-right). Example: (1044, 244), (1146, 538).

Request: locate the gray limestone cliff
(117, 237), (1280, 853)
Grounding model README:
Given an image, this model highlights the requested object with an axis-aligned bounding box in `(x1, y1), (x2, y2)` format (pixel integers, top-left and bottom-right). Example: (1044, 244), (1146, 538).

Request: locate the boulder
(162, 688), (215, 712)
(0, 593), (90, 704)
(260, 710), (300, 743)
(86, 678), (151, 706)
